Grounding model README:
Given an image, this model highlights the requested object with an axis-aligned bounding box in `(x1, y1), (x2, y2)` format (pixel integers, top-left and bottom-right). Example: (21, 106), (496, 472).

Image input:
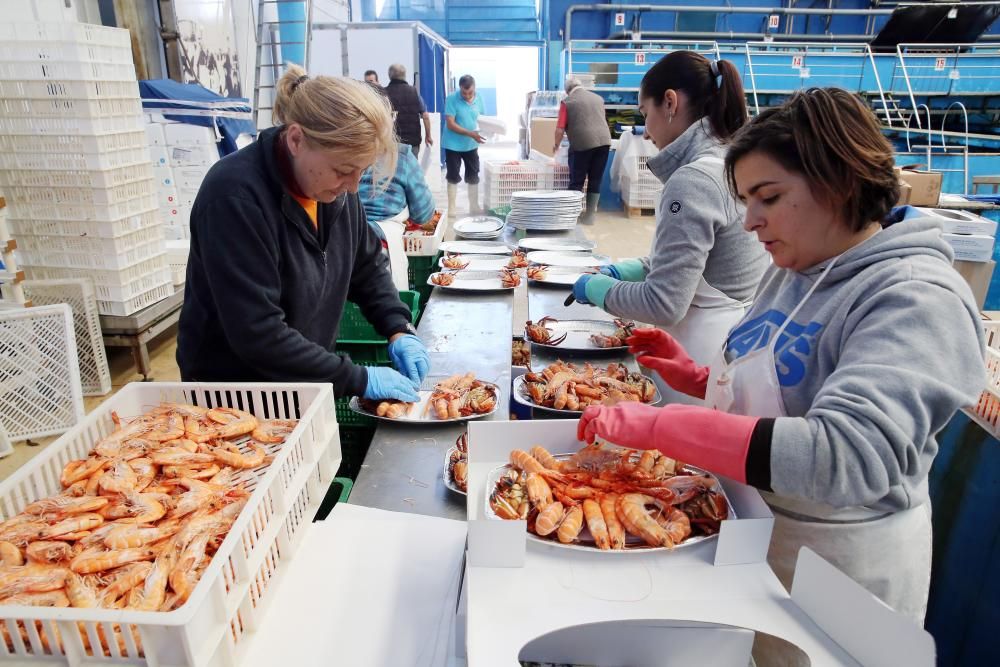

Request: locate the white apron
(704, 257), (932, 663)
(655, 156), (750, 407)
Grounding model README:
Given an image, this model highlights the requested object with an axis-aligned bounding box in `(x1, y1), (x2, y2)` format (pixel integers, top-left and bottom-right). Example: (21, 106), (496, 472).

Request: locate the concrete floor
(0, 144), (655, 482)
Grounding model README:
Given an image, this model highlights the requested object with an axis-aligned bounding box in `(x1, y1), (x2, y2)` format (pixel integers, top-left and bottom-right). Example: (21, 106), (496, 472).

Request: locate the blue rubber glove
(572, 273), (617, 309)
(364, 366), (420, 402)
(387, 333), (430, 384)
(600, 258), (646, 282)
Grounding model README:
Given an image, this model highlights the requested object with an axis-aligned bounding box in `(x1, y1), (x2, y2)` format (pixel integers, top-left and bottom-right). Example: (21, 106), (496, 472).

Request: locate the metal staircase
(253, 0), (313, 130)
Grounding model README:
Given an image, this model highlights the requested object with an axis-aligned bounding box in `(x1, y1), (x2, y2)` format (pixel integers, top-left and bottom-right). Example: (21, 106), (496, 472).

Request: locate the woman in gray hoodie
(573, 51), (769, 405)
(578, 89), (985, 653)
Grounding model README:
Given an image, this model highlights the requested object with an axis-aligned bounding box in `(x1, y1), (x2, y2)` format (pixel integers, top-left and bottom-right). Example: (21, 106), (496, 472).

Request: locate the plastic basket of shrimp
(0, 381), (340, 666)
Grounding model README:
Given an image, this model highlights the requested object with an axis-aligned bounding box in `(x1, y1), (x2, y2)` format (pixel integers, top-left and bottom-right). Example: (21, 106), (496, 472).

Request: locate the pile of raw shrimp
(490, 443), (728, 551)
(0, 403), (297, 620)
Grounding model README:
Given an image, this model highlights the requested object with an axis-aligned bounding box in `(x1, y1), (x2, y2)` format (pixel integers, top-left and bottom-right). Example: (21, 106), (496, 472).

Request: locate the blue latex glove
(387, 333), (430, 384)
(572, 273), (617, 309)
(599, 265), (621, 279)
(364, 366), (420, 402)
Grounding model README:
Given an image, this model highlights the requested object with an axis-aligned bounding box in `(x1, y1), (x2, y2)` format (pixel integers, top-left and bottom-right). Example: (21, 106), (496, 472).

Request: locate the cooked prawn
(206, 407), (258, 439)
(65, 572), (100, 608)
(0, 541), (23, 566)
(100, 492), (165, 524)
(60, 457), (108, 487)
(529, 445), (563, 471)
(24, 495), (109, 518)
(525, 473), (553, 510)
(0, 590), (70, 607)
(42, 513), (104, 539)
(251, 419), (297, 444)
(26, 541), (73, 564)
(599, 493), (626, 550)
(70, 545), (159, 574)
(131, 540), (179, 611)
(582, 499), (610, 550)
(104, 519), (181, 550)
(534, 501), (565, 536)
(556, 505), (584, 544)
(98, 459), (138, 494)
(509, 449), (545, 474)
(208, 442), (266, 469)
(616, 493), (674, 548)
(0, 563), (70, 597)
(99, 562), (152, 604)
(146, 414), (185, 442)
(169, 531), (211, 604)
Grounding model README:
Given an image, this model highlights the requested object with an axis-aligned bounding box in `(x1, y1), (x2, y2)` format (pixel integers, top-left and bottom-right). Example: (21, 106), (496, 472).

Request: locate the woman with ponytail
(572, 51), (768, 406)
(178, 64), (430, 406)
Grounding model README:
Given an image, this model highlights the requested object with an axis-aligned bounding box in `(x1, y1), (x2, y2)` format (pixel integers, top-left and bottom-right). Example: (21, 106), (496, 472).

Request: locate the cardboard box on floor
(462, 420), (936, 666)
(895, 166), (943, 206)
(530, 117), (559, 157)
(955, 260), (996, 307)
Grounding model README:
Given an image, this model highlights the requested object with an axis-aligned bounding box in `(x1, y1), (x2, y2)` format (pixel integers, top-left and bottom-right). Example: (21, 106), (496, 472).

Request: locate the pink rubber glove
(626, 328), (709, 399)
(577, 402), (759, 483)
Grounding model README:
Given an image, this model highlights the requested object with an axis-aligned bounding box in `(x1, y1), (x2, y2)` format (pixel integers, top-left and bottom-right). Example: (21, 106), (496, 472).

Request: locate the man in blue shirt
(358, 143), (436, 225)
(442, 74), (486, 215)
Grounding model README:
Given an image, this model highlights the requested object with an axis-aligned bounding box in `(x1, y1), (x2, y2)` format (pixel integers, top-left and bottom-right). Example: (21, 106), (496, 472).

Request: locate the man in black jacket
(177, 123), (424, 400)
(383, 63), (433, 158)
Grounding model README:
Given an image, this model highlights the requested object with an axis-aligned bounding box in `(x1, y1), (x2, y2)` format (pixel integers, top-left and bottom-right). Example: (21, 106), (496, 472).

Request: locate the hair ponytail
(639, 51), (747, 140)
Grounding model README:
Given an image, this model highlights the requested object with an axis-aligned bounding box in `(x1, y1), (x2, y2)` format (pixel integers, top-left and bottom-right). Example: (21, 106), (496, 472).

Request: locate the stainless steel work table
(348, 284), (514, 520)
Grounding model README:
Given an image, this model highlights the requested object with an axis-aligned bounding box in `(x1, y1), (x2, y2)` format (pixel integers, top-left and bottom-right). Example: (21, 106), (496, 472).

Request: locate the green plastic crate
(314, 476), (353, 521)
(408, 252), (440, 308)
(488, 205), (511, 221)
(338, 290), (420, 343)
(336, 342), (391, 365)
(337, 424), (375, 481)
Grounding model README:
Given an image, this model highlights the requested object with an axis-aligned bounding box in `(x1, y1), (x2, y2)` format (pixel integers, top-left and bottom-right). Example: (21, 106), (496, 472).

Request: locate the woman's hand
(626, 328), (709, 399)
(387, 334), (430, 384)
(363, 366), (420, 402)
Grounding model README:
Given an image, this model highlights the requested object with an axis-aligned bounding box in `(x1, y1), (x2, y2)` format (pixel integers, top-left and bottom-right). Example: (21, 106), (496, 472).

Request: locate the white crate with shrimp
(0, 381), (340, 666)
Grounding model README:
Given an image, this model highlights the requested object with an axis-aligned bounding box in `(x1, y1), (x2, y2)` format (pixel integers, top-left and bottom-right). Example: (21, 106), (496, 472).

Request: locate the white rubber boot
(467, 182), (481, 215)
(447, 183), (458, 219)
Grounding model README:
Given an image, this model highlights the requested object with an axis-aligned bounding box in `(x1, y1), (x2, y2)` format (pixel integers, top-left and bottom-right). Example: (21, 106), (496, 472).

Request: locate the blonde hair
(273, 63), (397, 184)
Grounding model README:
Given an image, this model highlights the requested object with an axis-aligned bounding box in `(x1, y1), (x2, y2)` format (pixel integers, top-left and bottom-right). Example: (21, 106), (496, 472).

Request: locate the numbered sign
(769, 15), (780, 29)
(935, 57), (947, 71)
(799, 67), (811, 79)
(615, 12), (625, 26)
(634, 52), (647, 66)
(791, 55), (804, 69)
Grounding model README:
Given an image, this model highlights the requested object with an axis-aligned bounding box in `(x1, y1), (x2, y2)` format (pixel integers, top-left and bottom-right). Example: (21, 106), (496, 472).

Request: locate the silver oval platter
(525, 250), (612, 268)
(523, 318), (633, 352)
(438, 240), (512, 255)
(427, 270), (519, 291)
(348, 382), (500, 424)
(517, 237), (596, 252)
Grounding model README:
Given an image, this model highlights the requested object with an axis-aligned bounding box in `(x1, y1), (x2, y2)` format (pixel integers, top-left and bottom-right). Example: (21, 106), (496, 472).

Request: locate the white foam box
(174, 165), (211, 190)
(149, 145), (169, 168)
(177, 186), (199, 207)
(158, 185), (178, 208)
(462, 420), (936, 667)
(170, 143), (220, 168)
(165, 123), (218, 146)
(163, 223), (189, 241)
(145, 122), (166, 146)
(944, 232), (995, 262)
(913, 206), (998, 236)
(152, 165), (175, 189)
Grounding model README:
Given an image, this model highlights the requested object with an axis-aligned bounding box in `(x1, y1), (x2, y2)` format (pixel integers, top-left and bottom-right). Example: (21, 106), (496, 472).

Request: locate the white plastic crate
(0, 112), (144, 135)
(0, 96), (142, 119)
(6, 181), (158, 223)
(16, 228), (165, 271)
(0, 21), (132, 49)
(402, 214), (448, 256)
(96, 280), (174, 316)
(0, 78), (139, 101)
(0, 423), (11, 460)
(0, 144), (149, 172)
(0, 59), (136, 82)
(0, 39), (132, 65)
(0, 162), (152, 189)
(22, 279), (112, 396)
(23, 254), (171, 300)
(0, 130), (146, 154)
(0, 381), (340, 666)
(0, 303), (84, 442)
(971, 320), (1000, 436)
(484, 159), (570, 208)
(7, 207), (160, 239)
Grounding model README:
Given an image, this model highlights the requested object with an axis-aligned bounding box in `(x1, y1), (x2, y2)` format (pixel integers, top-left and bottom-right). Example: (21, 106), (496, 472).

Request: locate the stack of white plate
(506, 190), (584, 231)
(453, 215), (505, 240)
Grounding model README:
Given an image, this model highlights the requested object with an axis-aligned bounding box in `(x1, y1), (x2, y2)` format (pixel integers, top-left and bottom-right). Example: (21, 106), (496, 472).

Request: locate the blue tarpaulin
(138, 79), (255, 156)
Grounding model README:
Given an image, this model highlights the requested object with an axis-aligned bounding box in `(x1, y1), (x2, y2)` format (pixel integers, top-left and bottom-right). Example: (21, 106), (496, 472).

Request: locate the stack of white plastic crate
(483, 159), (570, 209)
(146, 114), (219, 240)
(0, 21), (172, 317)
(620, 153), (664, 210)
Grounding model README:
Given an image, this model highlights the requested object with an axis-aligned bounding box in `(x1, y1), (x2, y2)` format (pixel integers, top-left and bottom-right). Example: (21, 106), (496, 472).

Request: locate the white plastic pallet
(0, 381), (340, 666)
(22, 279), (112, 396)
(0, 303), (84, 442)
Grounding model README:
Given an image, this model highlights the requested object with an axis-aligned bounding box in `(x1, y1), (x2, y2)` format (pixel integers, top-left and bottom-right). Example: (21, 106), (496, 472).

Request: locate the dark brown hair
(724, 87), (899, 232)
(639, 51), (747, 140)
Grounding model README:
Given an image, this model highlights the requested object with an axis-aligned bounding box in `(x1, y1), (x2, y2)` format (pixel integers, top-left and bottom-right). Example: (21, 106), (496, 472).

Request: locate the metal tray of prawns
(349, 381), (501, 424)
(510, 375), (661, 415)
(484, 453), (735, 554)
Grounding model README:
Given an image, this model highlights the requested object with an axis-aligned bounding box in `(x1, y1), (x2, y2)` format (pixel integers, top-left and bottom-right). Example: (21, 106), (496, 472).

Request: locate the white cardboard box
(174, 165), (211, 190)
(144, 122), (166, 146)
(152, 165), (174, 189)
(177, 186), (199, 207)
(913, 207), (998, 236)
(944, 232), (995, 262)
(158, 186), (178, 208)
(463, 420), (935, 666)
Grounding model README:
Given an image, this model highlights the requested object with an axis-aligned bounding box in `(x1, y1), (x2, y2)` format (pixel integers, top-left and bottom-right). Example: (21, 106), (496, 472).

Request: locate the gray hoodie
(604, 119), (769, 325)
(728, 217), (986, 512)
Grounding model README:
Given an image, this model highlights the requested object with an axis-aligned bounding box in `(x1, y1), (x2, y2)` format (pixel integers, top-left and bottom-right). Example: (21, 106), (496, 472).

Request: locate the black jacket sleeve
(198, 195), (370, 395)
(346, 196), (413, 337)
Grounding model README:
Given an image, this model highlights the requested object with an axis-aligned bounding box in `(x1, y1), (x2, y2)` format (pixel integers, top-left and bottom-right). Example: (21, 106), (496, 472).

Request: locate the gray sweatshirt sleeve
(603, 165), (719, 326)
(769, 279), (986, 509)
